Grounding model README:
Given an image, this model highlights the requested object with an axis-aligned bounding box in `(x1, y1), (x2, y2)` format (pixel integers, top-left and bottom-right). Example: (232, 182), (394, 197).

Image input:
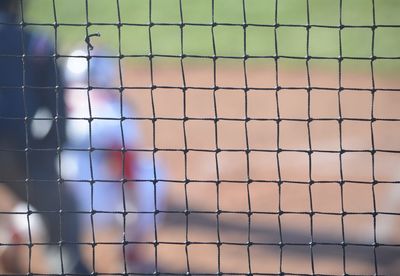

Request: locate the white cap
(64, 49), (118, 88)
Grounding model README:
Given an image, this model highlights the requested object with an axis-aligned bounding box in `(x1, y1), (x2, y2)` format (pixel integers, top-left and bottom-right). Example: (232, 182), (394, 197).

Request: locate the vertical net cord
(19, 0), (33, 274)
(147, 0), (159, 274)
(114, 0), (129, 274)
(370, 0), (378, 274)
(305, 0), (316, 274)
(273, 0), (284, 274)
(338, 0), (347, 274)
(210, 1), (223, 275)
(84, 0), (96, 272)
(53, 0), (62, 270)
(177, 0), (191, 274)
(241, 0), (253, 274)
(50, 0), (65, 273)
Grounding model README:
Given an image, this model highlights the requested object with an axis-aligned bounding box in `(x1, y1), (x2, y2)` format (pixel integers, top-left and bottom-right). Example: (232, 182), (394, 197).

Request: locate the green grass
(24, 0), (400, 72)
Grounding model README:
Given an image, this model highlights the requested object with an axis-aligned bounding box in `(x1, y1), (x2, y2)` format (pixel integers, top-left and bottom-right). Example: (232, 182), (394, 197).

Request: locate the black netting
(0, 0), (399, 275)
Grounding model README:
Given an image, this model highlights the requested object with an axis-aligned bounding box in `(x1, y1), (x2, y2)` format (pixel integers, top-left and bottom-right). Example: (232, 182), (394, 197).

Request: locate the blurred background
(1, 0), (399, 275)
(25, 0), (400, 69)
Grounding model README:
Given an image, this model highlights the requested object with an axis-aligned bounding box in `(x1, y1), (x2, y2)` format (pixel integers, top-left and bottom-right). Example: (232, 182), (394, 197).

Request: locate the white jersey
(61, 90), (164, 236)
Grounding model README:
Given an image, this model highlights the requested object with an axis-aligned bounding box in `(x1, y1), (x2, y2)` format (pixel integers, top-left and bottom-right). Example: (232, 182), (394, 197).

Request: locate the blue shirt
(0, 16), (65, 151)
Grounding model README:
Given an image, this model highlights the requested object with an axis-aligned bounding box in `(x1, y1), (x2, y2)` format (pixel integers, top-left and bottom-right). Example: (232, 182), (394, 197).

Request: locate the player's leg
(0, 183), (48, 274)
(124, 156), (168, 271)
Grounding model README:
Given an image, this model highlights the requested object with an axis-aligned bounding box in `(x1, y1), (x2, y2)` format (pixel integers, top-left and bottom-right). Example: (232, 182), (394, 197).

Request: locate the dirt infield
(118, 62), (400, 275)
(1, 62), (397, 275)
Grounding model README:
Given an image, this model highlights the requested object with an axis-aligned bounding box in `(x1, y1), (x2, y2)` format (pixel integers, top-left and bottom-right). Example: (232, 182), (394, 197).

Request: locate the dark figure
(0, 1), (86, 273)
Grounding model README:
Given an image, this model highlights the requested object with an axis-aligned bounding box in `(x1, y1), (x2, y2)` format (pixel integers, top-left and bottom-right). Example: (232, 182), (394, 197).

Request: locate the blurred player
(0, 1), (86, 273)
(61, 48), (166, 272)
